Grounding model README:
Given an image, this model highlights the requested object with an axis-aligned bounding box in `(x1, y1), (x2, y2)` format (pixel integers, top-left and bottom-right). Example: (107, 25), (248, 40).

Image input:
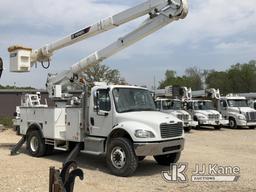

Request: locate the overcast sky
(0, 0), (255, 88)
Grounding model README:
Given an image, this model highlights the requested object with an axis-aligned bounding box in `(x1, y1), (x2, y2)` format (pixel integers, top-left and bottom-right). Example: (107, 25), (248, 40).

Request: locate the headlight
(238, 115), (246, 120)
(196, 115), (207, 120)
(134, 130), (155, 138)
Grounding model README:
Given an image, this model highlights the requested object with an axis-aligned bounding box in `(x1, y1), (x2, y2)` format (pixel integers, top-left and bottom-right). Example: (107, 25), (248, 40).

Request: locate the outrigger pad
(10, 136), (26, 156)
(49, 161), (84, 192)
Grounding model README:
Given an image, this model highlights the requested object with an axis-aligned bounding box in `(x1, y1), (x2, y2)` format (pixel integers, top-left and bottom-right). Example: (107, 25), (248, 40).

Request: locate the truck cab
(16, 85), (185, 176)
(155, 98), (198, 132)
(217, 95), (256, 129)
(185, 100), (228, 129)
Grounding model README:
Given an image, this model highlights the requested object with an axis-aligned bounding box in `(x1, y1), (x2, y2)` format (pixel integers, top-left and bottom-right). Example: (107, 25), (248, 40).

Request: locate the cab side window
(97, 89), (111, 111)
(220, 100), (227, 108)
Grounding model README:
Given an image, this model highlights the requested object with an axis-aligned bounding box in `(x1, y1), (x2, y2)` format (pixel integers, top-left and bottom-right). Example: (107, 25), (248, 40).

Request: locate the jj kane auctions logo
(162, 163), (240, 183)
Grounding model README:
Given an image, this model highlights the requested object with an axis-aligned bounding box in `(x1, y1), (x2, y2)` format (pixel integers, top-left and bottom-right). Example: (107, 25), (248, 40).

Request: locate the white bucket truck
(8, 0), (188, 176)
(154, 86), (198, 132)
(186, 88), (228, 129)
(218, 94), (256, 129)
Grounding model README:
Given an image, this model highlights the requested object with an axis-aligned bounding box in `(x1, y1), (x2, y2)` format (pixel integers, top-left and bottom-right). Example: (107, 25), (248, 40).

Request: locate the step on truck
(8, 0), (188, 176)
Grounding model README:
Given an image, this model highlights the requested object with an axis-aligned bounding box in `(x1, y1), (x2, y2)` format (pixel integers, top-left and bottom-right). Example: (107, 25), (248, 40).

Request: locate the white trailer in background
(9, 0), (188, 176)
(154, 86), (198, 132)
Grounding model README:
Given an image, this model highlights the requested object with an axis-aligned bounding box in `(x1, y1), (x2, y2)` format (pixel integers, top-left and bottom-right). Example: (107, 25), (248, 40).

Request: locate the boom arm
(8, 0), (188, 97)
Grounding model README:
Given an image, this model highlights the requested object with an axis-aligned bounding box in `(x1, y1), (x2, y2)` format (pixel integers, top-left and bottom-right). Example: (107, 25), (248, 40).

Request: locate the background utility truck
(186, 88), (228, 129)
(154, 86), (198, 132)
(239, 92), (256, 110)
(193, 89), (256, 129)
(8, 0), (188, 176)
(218, 94), (256, 129)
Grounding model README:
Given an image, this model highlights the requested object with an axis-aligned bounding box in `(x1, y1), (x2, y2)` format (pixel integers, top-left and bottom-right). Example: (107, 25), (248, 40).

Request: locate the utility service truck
(218, 94), (256, 129)
(8, 0), (188, 176)
(193, 89), (256, 129)
(239, 92), (256, 110)
(185, 88), (228, 129)
(154, 86), (198, 132)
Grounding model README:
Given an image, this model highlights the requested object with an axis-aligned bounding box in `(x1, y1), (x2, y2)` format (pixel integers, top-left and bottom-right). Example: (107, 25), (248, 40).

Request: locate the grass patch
(0, 116), (13, 128)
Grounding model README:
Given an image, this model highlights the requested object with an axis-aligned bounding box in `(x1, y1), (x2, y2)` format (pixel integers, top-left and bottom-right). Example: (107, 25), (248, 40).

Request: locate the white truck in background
(186, 88), (228, 129)
(184, 99), (226, 130)
(193, 89), (256, 129)
(217, 94), (256, 129)
(154, 86), (198, 132)
(239, 93), (256, 110)
(8, 0), (188, 176)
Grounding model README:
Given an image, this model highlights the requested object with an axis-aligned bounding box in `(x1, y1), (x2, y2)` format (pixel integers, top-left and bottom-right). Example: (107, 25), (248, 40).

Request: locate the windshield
(113, 88), (156, 113)
(162, 100), (182, 110)
(227, 99), (248, 107)
(194, 101), (214, 110)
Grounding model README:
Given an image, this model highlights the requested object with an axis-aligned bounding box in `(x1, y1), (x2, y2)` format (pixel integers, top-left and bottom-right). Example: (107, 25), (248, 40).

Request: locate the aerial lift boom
(8, 0), (188, 96)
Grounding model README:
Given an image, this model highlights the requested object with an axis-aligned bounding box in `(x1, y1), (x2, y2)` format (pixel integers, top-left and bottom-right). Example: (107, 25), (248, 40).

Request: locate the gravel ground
(0, 128), (256, 192)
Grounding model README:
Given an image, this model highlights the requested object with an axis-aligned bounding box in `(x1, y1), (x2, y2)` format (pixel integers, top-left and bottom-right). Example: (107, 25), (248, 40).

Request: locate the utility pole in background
(0, 57), (3, 79)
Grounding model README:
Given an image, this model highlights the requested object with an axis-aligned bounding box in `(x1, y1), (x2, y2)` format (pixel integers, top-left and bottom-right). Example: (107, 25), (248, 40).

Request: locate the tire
(214, 125), (221, 130)
(249, 126), (255, 129)
(229, 117), (237, 129)
(26, 130), (46, 157)
(106, 138), (138, 177)
(154, 152), (181, 166)
(138, 156), (146, 161)
(184, 127), (191, 132)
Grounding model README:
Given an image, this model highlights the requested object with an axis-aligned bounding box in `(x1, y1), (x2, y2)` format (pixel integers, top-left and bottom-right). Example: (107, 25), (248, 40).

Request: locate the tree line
(1, 60), (255, 95)
(159, 60), (256, 95)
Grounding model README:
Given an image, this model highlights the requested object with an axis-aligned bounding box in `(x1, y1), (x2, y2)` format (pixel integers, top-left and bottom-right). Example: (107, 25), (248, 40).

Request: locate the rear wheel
(229, 117), (237, 129)
(26, 130), (46, 157)
(154, 152), (181, 166)
(106, 138), (138, 177)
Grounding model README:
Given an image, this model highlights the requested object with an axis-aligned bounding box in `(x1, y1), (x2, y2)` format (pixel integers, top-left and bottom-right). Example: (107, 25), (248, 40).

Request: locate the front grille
(160, 122), (183, 138)
(177, 114), (189, 121)
(208, 114), (219, 120)
(246, 112), (256, 122)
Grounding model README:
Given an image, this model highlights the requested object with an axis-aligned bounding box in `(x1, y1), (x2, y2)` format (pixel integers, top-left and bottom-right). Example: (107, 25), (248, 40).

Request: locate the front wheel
(184, 127), (191, 132)
(154, 152), (181, 166)
(229, 118), (237, 129)
(26, 130), (46, 157)
(106, 138), (138, 177)
(214, 125), (221, 130)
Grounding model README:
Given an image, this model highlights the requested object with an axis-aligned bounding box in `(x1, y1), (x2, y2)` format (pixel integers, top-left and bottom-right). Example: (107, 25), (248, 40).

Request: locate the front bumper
(133, 138), (184, 156)
(236, 119), (256, 127)
(198, 120), (220, 126)
(220, 119), (229, 126)
(183, 120), (198, 128)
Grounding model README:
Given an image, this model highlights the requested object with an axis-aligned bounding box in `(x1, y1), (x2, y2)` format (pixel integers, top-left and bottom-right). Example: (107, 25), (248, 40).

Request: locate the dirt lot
(0, 127), (256, 192)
